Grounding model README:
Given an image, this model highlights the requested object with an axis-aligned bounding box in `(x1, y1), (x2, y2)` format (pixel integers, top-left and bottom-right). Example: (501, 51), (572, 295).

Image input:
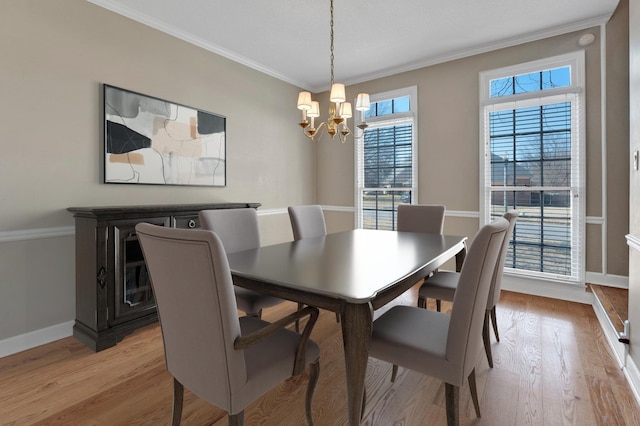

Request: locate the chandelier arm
(304, 121), (329, 141)
(338, 123), (351, 143)
(339, 122), (351, 143)
(314, 122), (328, 141)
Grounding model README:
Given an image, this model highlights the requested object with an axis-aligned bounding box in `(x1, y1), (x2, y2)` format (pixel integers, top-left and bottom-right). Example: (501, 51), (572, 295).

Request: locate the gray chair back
(397, 204), (446, 234)
(446, 218), (508, 381)
(199, 208), (260, 253)
(487, 210), (519, 310)
(288, 205), (327, 240)
(135, 223), (245, 410)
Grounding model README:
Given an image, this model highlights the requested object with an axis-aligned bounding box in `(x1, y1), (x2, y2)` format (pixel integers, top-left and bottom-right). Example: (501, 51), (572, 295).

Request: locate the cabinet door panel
(110, 217), (169, 325)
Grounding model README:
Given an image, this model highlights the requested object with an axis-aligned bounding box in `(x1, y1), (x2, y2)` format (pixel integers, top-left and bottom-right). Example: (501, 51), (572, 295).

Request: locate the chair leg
(228, 411), (244, 426)
(482, 310), (494, 368)
(391, 364), (399, 382)
(468, 368), (481, 418)
(490, 306), (500, 342)
(417, 296), (426, 309)
(336, 312), (341, 323)
(305, 359), (320, 426)
(361, 385), (367, 420)
(171, 378), (184, 426)
(436, 299), (442, 312)
(444, 383), (459, 426)
(296, 302), (305, 333)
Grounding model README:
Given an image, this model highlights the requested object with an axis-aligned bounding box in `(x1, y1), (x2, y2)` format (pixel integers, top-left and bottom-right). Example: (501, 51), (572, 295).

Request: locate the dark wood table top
(227, 229), (467, 303)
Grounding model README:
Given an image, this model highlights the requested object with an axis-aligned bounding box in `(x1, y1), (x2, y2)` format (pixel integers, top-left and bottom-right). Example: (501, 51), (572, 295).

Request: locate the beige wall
(0, 0), (315, 339)
(318, 10), (630, 277)
(608, 0), (632, 276)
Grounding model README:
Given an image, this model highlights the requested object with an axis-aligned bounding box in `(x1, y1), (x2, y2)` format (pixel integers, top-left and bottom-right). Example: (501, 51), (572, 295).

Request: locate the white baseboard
(591, 291), (626, 367)
(624, 355), (640, 408)
(585, 272), (629, 289)
(501, 274), (593, 304)
(591, 290), (640, 408)
(0, 321), (74, 358)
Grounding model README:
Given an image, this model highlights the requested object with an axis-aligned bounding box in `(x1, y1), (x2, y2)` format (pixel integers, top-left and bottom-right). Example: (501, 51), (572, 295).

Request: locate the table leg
(340, 302), (373, 425)
(455, 242), (467, 272)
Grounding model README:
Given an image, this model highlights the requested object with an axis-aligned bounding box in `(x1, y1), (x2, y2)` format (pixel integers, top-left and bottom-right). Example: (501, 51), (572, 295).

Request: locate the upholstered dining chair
(368, 218), (509, 426)
(417, 210), (518, 368)
(396, 203), (446, 234)
(136, 223), (320, 426)
(288, 205), (327, 240)
(199, 208), (286, 319)
(397, 203), (447, 273)
(287, 205), (338, 323)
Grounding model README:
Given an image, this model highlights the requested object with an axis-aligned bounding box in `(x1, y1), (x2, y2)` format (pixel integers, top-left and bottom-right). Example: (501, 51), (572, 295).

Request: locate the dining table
(226, 228), (467, 425)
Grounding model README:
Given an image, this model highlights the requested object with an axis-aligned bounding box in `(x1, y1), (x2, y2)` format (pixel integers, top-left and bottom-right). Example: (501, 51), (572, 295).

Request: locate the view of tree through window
(490, 102), (572, 275)
(362, 124), (412, 229)
(490, 66), (571, 97)
(357, 90), (416, 230)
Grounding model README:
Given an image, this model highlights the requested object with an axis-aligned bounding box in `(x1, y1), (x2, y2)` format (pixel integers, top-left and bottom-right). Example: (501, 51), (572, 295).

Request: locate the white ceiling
(87, 0), (619, 92)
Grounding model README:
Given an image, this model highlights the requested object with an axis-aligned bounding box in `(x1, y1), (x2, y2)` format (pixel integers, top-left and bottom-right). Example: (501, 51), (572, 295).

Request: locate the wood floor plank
(611, 381), (640, 426)
(0, 290), (638, 425)
(539, 311), (598, 426)
(585, 374), (627, 426)
(480, 367), (519, 425)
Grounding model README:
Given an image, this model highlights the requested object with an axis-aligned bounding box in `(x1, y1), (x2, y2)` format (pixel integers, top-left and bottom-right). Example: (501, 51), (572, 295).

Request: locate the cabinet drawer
(173, 215), (200, 229)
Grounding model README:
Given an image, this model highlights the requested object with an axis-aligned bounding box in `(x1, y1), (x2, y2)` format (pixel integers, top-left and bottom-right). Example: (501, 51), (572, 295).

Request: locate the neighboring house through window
(480, 52), (585, 283)
(355, 86), (418, 230)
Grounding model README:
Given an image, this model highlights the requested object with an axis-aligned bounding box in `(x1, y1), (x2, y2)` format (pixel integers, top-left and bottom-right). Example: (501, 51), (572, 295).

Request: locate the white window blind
(355, 87), (417, 230)
(480, 52), (585, 284)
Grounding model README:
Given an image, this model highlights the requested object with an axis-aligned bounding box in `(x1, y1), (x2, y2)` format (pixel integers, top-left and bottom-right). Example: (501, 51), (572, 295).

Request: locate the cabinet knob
(188, 219), (197, 228)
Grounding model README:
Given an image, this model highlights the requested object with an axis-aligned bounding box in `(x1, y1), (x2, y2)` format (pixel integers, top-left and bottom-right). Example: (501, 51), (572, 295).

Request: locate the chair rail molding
(627, 233), (640, 252)
(0, 226), (74, 243)
(0, 212), (610, 244)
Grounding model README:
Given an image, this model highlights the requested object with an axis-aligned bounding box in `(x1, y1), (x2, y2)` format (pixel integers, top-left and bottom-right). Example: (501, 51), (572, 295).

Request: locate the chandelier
(296, 0), (370, 143)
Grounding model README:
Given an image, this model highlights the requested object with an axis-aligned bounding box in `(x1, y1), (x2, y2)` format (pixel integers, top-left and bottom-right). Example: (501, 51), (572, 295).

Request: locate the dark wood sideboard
(67, 203), (260, 351)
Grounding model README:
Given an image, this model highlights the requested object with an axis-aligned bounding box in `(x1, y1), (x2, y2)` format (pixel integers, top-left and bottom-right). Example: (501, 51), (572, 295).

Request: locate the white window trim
(479, 51), (586, 284)
(354, 86), (418, 229)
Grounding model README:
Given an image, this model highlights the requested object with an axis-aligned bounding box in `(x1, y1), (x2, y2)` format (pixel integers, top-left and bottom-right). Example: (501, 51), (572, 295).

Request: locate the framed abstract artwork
(103, 84), (226, 186)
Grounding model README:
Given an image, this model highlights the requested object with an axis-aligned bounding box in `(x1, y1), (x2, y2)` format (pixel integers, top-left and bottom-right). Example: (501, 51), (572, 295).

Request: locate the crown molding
(86, 1), (614, 93)
(85, 0), (308, 89)
(343, 14), (614, 88)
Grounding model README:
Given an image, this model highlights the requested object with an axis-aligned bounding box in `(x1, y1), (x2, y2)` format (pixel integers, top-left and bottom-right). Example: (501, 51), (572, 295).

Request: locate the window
(356, 87), (417, 230)
(480, 52), (585, 283)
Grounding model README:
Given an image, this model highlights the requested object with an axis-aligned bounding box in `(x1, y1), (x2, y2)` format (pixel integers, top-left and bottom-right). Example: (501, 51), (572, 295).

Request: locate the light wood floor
(1, 286), (638, 425)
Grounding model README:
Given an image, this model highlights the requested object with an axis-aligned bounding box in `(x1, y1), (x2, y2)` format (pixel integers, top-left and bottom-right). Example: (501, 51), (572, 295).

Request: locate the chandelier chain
(330, 0), (334, 86)
(295, 0), (369, 142)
